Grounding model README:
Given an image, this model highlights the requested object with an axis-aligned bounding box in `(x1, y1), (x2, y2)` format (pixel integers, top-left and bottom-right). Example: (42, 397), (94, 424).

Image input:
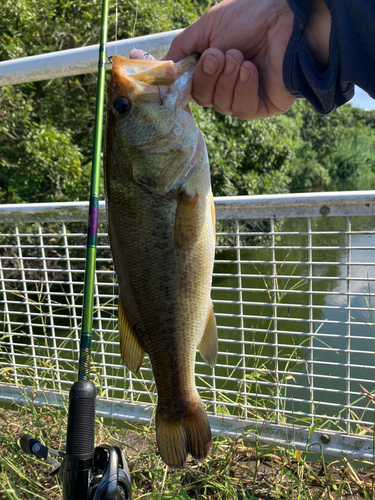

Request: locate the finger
(230, 61), (270, 120)
(191, 48), (225, 107)
(163, 17), (209, 62)
(212, 49), (244, 115)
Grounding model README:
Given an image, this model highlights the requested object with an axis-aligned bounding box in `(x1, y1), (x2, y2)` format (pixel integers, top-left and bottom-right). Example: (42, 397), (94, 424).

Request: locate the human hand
(164, 0), (296, 120)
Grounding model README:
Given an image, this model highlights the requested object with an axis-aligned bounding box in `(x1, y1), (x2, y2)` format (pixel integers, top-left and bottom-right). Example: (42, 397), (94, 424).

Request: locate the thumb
(163, 17), (209, 61)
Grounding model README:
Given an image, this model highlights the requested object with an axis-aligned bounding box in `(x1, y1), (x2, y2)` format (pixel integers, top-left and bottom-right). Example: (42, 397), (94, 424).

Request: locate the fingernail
(239, 65), (251, 83)
(202, 54), (219, 76)
(224, 55), (237, 75)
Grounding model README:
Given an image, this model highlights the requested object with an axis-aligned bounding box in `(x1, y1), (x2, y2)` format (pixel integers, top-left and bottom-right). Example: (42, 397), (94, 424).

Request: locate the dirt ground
(1, 407), (374, 500)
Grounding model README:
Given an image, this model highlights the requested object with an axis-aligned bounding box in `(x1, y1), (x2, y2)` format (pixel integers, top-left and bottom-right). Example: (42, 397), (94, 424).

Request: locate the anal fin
(198, 300), (218, 368)
(118, 298), (145, 373)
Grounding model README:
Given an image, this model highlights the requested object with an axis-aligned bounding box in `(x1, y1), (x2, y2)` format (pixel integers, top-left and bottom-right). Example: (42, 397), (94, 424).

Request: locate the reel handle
(20, 434), (40, 455)
(19, 434), (62, 475)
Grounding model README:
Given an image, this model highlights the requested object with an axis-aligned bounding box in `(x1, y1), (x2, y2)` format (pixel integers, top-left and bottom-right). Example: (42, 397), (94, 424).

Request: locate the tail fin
(155, 398), (211, 468)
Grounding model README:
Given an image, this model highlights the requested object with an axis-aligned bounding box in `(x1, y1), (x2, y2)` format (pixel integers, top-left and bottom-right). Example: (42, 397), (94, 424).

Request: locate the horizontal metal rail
(0, 30), (182, 87)
(1, 193), (375, 460)
(2, 385), (373, 461)
(1, 190), (375, 222)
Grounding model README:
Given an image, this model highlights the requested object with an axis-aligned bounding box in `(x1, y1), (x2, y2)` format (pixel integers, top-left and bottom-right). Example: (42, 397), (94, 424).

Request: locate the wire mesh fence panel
(1, 194), (375, 456)
(211, 214), (375, 432)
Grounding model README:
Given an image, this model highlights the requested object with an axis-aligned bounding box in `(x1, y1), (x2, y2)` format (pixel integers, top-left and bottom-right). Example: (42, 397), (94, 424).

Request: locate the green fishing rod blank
(78, 0), (109, 381)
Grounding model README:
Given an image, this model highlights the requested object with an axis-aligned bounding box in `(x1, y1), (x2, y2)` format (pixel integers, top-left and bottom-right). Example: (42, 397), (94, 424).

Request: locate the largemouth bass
(105, 50), (217, 468)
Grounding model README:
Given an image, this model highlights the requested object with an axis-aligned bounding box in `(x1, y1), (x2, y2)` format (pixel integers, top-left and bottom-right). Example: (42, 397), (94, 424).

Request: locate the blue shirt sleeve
(283, 0), (375, 114)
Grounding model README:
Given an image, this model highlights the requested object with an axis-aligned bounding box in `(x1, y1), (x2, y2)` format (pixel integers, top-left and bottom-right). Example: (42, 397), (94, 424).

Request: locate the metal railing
(0, 30), (181, 87)
(1, 191), (375, 460)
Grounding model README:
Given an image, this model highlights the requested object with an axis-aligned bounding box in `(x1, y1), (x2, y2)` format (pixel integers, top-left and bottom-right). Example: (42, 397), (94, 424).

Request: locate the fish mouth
(107, 54), (198, 106)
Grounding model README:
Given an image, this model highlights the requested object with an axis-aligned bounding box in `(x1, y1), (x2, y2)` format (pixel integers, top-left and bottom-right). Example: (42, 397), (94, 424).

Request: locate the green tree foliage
(287, 100), (375, 192)
(192, 106), (298, 197)
(0, 0), (211, 204)
(0, 1), (375, 204)
(0, 85), (85, 203)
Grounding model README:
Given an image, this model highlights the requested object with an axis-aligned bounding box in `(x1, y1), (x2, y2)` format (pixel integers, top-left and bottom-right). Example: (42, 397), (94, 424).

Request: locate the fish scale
(105, 50), (217, 468)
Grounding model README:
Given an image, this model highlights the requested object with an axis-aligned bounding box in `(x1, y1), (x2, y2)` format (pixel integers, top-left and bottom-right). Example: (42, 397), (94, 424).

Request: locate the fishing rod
(19, 0), (132, 497)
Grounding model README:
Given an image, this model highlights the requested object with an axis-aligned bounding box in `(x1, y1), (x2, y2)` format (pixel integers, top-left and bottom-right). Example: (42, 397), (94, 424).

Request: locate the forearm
(283, 0), (375, 114)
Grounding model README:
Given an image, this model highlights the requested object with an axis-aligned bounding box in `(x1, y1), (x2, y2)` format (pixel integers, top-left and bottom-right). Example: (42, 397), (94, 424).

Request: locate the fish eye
(113, 96), (131, 115)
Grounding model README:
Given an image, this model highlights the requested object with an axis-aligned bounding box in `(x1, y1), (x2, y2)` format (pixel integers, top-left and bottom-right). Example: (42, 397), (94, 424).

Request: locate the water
(205, 215), (375, 431)
(1, 216), (375, 432)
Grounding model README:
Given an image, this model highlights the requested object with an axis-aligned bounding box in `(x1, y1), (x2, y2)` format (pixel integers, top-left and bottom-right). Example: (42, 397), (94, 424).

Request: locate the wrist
(304, 0), (331, 70)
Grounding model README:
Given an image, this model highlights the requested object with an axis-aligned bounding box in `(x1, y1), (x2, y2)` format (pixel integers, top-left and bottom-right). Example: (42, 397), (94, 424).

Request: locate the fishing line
(115, 0), (118, 55)
(110, 0), (117, 421)
(109, 221), (116, 427)
(132, 0), (139, 50)
(105, 77), (115, 423)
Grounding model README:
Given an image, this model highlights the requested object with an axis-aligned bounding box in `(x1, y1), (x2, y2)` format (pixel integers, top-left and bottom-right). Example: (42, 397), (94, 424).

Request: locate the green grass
(2, 240), (375, 498)
(1, 400), (374, 500)
(1, 316), (375, 499)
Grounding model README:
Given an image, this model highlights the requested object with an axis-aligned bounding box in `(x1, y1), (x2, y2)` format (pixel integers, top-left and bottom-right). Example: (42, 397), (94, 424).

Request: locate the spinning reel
(20, 381), (132, 500)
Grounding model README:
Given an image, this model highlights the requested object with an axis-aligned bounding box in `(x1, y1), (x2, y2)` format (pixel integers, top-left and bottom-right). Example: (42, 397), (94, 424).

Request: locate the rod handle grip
(66, 380), (96, 461)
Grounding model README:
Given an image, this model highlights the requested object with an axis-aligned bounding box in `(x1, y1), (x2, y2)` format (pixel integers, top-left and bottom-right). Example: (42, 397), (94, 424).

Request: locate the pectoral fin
(118, 298), (145, 373)
(174, 192), (200, 248)
(198, 301), (218, 368)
